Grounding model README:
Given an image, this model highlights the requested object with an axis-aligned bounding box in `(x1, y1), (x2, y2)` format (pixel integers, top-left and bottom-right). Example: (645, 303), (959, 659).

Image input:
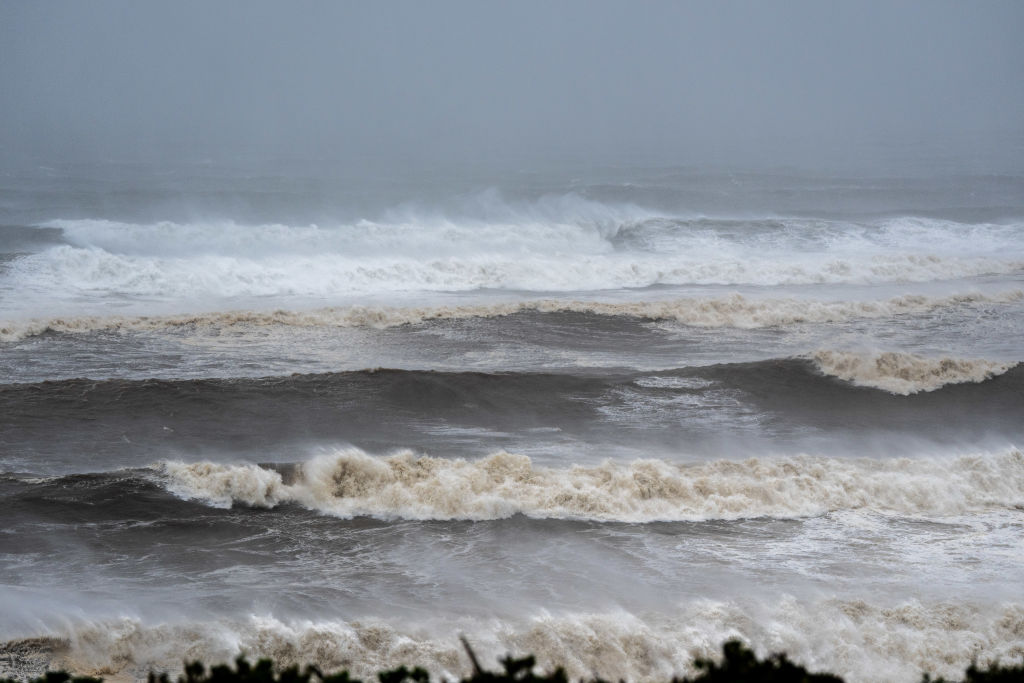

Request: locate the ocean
(0, 162), (1021, 682)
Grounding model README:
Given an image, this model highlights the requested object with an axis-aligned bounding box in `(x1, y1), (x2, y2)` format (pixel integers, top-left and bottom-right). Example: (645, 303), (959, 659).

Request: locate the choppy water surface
(0, 165), (1022, 682)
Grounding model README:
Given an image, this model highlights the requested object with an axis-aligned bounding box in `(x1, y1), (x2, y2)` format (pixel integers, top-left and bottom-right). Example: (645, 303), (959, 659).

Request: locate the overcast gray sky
(1, 1), (1022, 169)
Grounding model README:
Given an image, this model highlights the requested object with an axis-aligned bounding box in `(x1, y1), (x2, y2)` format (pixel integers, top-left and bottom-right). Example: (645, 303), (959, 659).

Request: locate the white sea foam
(9, 245), (1020, 301)
(2, 290), (1020, 342)
(632, 376), (715, 389)
(811, 350), (1019, 394)
(6, 211), (1022, 305)
(46, 192), (642, 257)
(14, 599), (1024, 683)
(158, 448), (1024, 522)
(42, 211), (1024, 261)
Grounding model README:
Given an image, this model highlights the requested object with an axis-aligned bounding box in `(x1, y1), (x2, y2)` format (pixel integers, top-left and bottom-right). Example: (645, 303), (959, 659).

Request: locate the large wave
(15, 244), (1018, 300)
(3, 360), (1020, 457)
(45, 192), (643, 257)
(6, 599), (1022, 683)
(2, 290), (1020, 343)
(6, 206), (1023, 303)
(157, 448), (1024, 522)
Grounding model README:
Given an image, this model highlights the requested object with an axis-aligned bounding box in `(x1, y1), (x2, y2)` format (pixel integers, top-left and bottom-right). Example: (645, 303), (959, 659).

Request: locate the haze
(2, 1), (1022, 171)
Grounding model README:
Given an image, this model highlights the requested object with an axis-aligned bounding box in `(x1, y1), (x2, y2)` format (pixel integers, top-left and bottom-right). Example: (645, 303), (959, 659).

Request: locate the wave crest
(3, 290), (1020, 342)
(811, 350), (1018, 394)
(158, 448), (1024, 522)
(10, 245), (1022, 300)
(7, 212), (1024, 303)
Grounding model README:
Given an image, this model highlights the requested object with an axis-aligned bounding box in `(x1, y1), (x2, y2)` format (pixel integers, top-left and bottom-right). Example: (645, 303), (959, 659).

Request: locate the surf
(155, 447), (1024, 522)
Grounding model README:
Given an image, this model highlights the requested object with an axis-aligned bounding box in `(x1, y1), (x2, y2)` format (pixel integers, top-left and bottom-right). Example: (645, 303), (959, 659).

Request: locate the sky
(1, 1), (1022, 170)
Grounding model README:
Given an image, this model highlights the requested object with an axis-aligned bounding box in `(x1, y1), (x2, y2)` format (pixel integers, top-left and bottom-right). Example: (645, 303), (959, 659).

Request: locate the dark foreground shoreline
(2, 640), (1022, 683)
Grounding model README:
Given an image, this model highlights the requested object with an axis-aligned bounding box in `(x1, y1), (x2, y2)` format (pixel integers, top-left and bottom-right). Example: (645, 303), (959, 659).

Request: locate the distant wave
(44, 192), (645, 257)
(13, 245), (1020, 300)
(6, 599), (1023, 683)
(2, 290), (1020, 342)
(41, 207), (1024, 261)
(811, 350), (1019, 394)
(157, 448), (1024, 522)
(5, 209), (1022, 302)
(9, 244), (1020, 299)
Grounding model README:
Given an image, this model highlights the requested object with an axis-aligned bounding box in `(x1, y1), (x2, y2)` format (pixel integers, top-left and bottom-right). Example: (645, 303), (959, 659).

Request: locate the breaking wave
(7, 599), (1023, 683)
(42, 208), (1024, 260)
(2, 290), (1020, 342)
(158, 448), (1024, 522)
(9, 246), (1021, 300)
(811, 350), (1019, 395)
(6, 210), (1023, 303)
(44, 192), (642, 257)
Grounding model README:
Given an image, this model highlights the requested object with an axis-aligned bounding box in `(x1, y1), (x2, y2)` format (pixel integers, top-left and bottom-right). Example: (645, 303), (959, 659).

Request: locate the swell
(4, 600), (1023, 683)
(2, 290), (1021, 343)
(0, 225), (66, 253)
(0, 471), (191, 531)
(2, 361), (1021, 462)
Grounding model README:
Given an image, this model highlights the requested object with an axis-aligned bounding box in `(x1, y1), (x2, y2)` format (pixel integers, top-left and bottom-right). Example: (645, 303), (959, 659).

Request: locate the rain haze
(1, 3), (1024, 683)
(2, 1), (1023, 171)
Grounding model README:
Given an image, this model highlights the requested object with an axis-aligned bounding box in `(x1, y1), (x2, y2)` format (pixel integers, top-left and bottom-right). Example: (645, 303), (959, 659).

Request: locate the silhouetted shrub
(674, 640), (842, 682)
(2, 639), (1022, 683)
(922, 658), (1024, 683)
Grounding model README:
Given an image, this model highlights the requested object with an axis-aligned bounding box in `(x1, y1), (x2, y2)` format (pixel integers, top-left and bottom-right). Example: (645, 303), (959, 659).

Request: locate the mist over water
(2, 2), (1024, 682)
(3, 1), (1024, 172)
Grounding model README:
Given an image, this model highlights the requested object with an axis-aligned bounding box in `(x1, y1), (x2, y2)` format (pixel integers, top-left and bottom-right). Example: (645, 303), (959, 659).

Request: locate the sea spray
(10, 599), (1022, 683)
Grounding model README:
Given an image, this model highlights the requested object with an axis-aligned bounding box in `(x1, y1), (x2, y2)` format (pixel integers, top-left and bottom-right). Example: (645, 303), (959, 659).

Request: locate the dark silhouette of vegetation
(1, 639), (1022, 683)
(922, 659), (1024, 683)
(675, 640), (842, 683)
(0, 674), (103, 683)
